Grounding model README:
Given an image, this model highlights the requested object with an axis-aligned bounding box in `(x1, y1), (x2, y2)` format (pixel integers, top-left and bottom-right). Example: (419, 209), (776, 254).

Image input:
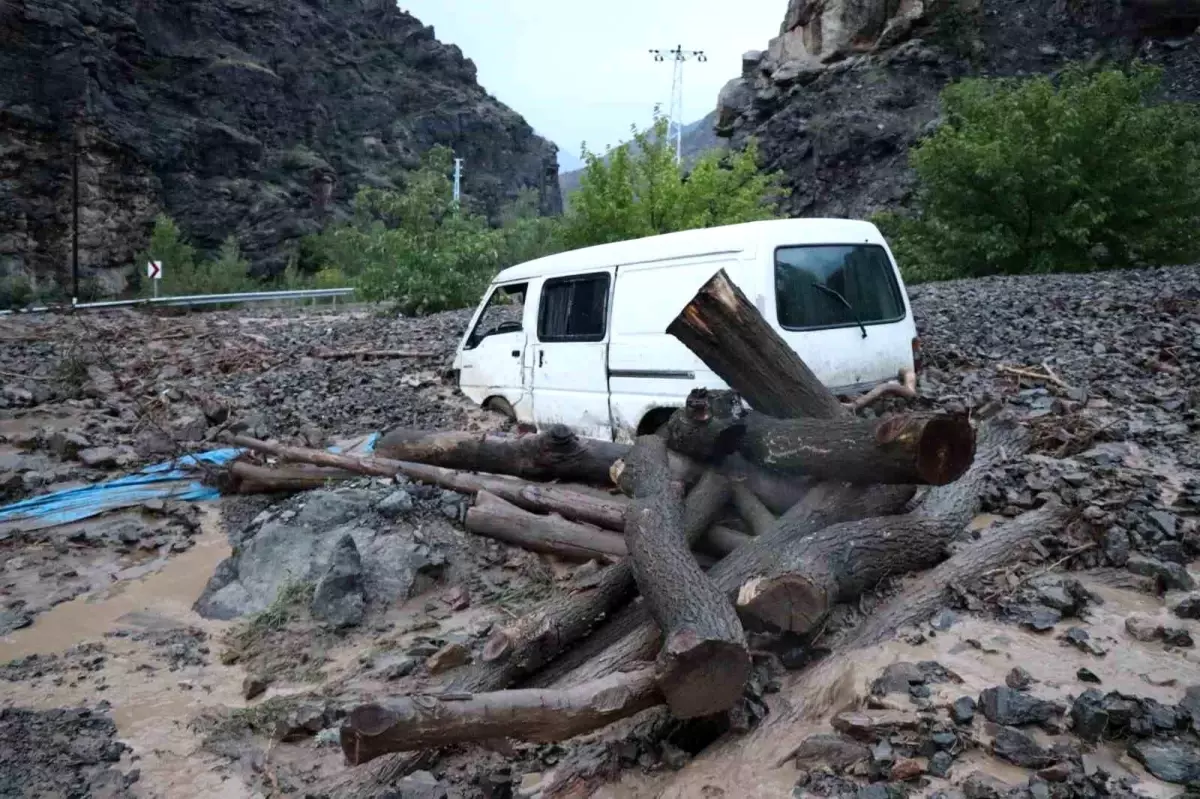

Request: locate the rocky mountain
(557, 110), (728, 204)
(0, 0), (562, 293)
(716, 0), (1200, 219)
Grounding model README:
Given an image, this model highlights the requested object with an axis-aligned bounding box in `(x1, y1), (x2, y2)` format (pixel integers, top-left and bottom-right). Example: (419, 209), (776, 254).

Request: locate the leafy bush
(0, 275), (34, 310)
(562, 114), (788, 248)
(878, 64), (1200, 282)
(136, 218), (260, 296)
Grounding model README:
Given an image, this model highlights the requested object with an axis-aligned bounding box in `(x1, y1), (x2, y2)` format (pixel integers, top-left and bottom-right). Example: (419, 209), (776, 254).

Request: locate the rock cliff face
(717, 0), (1200, 219)
(0, 0), (561, 292)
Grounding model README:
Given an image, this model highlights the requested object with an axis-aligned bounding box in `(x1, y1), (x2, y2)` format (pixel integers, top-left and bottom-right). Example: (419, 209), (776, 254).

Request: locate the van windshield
(774, 244), (905, 331)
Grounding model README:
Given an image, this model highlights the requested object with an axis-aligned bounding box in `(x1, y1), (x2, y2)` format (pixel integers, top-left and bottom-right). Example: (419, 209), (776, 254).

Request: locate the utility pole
(452, 157), (463, 206)
(649, 45), (707, 165)
(72, 130), (80, 304)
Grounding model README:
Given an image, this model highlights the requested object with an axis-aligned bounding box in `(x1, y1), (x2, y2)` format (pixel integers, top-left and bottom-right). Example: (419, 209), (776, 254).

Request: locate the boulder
(310, 534), (366, 629)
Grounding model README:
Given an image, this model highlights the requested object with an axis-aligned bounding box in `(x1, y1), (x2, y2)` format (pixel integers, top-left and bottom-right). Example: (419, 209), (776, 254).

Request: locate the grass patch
(220, 581), (327, 682)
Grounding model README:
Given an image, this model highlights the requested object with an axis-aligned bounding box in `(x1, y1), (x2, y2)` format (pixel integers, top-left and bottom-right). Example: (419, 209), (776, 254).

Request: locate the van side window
(465, 282), (527, 349)
(537, 273), (611, 343)
(774, 245), (905, 331)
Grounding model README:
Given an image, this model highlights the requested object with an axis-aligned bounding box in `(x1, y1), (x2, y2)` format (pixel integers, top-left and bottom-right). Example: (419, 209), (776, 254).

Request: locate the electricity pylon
(649, 45), (707, 165)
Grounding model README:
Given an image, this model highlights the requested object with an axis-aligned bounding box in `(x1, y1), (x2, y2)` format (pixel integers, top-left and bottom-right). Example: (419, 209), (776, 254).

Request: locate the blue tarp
(0, 431), (383, 532)
(0, 448), (243, 531)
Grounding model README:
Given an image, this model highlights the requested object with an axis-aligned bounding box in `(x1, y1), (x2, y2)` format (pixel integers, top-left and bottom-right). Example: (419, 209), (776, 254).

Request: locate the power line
(648, 45), (707, 165)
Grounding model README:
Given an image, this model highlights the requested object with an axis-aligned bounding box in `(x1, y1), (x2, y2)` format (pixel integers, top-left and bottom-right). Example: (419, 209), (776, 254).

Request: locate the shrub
(0, 275), (33, 310)
(880, 64), (1200, 282)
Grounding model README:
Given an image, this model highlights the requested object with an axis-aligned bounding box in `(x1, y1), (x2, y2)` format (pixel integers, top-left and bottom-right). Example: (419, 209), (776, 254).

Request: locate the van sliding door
(531, 269), (614, 440)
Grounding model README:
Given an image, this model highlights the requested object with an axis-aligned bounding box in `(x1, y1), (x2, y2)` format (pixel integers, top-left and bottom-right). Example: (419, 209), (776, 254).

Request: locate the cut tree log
(623, 436), (749, 719)
(719, 453), (813, 515)
(661, 389), (746, 463)
(452, 469), (735, 694)
(224, 435), (629, 530)
(841, 501), (1073, 649)
(223, 461), (362, 494)
(660, 389), (975, 486)
(374, 424), (699, 486)
(665, 269), (844, 419)
(736, 505), (1075, 780)
(735, 410), (976, 486)
(734, 417), (1026, 634)
(465, 491), (627, 561)
(533, 480), (916, 689)
(340, 669), (661, 764)
(730, 480), (775, 536)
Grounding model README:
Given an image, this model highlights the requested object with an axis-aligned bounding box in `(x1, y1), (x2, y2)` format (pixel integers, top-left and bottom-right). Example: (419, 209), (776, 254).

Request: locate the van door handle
(538, 350), (545, 367)
(511, 349), (520, 358)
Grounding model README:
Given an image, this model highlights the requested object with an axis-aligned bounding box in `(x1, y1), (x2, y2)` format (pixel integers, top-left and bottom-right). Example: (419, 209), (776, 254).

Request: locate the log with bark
(465, 491), (627, 561)
(533, 479), (916, 690)
(662, 390), (975, 486)
(729, 479), (775, 536)
(734, 410), (975, 486)
(537, 418), (1015, 689)
(840, 500), (1073, 649)
(623, 436), (749, 718)
(374, 425), (699, 486)
(224, 435), (630, 530)
(665, 269), (844, 419)
(733, 417), (1026, 634)
(340, 669), (661, 764)
(222, 460), (362, 494)
(451, 470), (735, 695)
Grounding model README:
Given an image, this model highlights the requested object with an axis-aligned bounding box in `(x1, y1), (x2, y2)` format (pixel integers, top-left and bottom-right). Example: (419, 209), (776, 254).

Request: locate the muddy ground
(1, 265), (1199, 798)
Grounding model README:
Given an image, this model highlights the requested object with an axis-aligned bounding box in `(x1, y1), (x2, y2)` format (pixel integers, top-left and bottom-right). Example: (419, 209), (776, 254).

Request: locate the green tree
(315, 145), (504, 314)
(497, 188), (566, 267)
(139, 213), (197, 293)
(877, 63), (1200, 281)
(562, 114), (787, 248)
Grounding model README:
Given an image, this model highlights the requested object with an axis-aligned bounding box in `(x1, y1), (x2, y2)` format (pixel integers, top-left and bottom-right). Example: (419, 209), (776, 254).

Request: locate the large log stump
(666, 269), (845, 419)
(623, 436), (749, 719)
(340, 669), (660, 764)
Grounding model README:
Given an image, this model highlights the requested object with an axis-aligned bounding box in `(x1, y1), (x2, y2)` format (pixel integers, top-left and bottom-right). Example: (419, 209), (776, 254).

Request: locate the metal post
(649, 45), (707, 166)
(72, 133), (80, 303)
(452, 158), (463, 205)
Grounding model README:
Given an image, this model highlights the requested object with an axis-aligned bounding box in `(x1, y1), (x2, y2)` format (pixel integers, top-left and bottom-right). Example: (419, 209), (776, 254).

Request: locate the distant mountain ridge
(557, 110), (727, 203)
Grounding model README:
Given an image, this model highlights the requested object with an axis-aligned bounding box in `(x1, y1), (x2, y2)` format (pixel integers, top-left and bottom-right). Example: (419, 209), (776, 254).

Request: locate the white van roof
(491, 218), (886, 284)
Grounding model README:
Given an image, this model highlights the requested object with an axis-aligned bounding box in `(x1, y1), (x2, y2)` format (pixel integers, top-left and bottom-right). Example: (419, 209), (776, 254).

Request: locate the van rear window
(774, 244), (905, 331)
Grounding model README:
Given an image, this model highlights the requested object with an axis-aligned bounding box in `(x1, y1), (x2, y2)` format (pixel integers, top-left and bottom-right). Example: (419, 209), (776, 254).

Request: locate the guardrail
(0, 287), (356, 316)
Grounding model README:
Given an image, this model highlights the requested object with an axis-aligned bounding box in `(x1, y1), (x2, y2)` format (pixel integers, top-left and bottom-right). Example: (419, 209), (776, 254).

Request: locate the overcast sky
(399, 1), (784, 171)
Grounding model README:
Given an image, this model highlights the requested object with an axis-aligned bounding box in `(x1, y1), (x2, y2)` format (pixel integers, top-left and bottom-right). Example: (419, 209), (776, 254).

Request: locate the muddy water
(651, 574), (1198, 799)
(0, 508), (258, 799)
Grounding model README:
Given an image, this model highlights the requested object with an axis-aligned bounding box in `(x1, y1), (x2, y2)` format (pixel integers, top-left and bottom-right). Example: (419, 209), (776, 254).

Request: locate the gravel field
(2, 265), (1199, 798)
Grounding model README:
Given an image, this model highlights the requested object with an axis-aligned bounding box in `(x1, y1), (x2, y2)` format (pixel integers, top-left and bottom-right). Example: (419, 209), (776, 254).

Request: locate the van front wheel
(483, 397), (517, 422)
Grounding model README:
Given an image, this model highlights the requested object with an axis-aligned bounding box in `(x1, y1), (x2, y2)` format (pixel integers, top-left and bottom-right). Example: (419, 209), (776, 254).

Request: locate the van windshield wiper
(812, 283), (867, 339)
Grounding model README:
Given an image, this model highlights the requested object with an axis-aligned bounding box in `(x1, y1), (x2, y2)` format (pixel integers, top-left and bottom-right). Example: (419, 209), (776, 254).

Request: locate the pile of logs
(221, 270), (1064, 782)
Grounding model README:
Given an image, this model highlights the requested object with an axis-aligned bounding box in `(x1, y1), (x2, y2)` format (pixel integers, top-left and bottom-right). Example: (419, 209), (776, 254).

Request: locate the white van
(451, 218), (918, 443)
